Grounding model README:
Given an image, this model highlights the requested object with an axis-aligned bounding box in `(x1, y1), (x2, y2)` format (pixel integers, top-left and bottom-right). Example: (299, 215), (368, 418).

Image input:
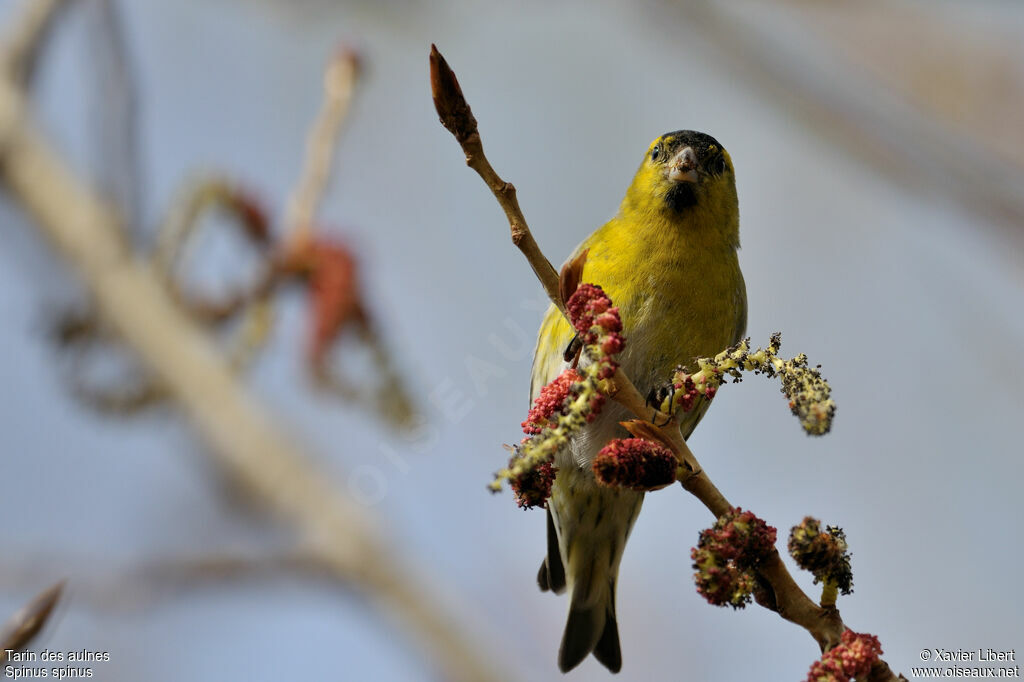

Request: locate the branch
(430, 44), (900, 680)
(0, 551), (354, 613)
(0, 8), (503, 680)
(278, 48), (416, 427)
(284, 48), (358, 244)
(0, 0), (68, 86)
(430, 45), (563, 314)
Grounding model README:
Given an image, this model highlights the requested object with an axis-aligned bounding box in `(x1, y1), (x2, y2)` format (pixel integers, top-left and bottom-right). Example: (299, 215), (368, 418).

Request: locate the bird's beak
(668, 146), (699, 184)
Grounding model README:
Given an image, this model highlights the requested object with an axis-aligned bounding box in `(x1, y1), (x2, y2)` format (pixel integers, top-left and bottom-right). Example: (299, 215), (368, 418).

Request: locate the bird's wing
(528, 301), (577, 599)
(528, 302), (576, 403)
(529, 232), (599, 402)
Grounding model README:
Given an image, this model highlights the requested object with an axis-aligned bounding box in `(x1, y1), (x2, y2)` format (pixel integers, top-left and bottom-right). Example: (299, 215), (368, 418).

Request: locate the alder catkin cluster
(789, 517), (854, 596)
(805, 629), (883, 682)
(660, 333), (836, 436)
(691, 508), (777, 609)
(497, 283), (625, 507)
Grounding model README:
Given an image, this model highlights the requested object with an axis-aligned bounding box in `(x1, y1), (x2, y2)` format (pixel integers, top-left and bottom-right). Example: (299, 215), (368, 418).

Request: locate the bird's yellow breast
(585, 210), (746, 386)
(532, 207), (746, 408)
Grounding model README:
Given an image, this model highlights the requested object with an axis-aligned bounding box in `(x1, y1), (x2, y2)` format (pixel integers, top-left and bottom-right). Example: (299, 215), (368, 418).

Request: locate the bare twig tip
(334, 45), (362, 77)
(0, 580), (67, 662)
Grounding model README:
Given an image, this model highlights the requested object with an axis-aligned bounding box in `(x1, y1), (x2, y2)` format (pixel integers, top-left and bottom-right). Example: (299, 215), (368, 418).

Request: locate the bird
(530, 130), (747, 673)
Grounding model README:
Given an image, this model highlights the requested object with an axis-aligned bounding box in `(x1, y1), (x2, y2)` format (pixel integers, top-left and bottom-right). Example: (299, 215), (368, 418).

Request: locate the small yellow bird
(531, 130), (747, 673)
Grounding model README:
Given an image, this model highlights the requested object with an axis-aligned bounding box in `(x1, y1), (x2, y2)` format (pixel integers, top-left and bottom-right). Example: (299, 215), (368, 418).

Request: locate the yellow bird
(531, 130), (747, 673)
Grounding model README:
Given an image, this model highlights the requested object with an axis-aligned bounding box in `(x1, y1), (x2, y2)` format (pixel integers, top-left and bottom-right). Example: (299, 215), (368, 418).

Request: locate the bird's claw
(645, 383), (676, 426)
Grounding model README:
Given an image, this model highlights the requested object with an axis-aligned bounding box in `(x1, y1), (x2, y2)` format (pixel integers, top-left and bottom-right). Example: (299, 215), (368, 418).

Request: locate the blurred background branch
(0, 0), (65, 86)
(284, 46), (358, 244)
(0, 1), (499, 680)
(675, 0), (1024, 241)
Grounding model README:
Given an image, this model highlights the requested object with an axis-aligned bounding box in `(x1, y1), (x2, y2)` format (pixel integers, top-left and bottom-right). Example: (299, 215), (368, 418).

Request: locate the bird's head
(622, 130), (739, 245)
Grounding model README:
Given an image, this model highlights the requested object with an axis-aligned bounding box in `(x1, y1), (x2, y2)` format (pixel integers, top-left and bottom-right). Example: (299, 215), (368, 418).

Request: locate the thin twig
(85, 0), (143, 238)
(430, 45), (563, 314)
(0, 0), (68, 85)
(0, 552), (333, 613)
(430, 43), (901, 680)
(284, 48), (358, 244)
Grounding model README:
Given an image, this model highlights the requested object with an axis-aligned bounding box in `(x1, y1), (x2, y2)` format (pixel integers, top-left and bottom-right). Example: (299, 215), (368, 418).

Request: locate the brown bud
(429, 45), (478, 143)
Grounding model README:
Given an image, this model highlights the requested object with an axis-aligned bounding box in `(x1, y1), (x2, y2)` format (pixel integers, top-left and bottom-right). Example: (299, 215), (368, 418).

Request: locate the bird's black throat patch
(665, 182), (697, 212)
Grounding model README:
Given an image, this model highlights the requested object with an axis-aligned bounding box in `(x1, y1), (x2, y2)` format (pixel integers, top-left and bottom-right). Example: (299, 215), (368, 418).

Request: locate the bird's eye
(712, 155), (727, 174)
(651, 145), (661, 162)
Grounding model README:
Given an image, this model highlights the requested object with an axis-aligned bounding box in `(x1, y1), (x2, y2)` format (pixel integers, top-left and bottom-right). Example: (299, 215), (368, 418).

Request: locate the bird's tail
(560, 574), (622, 673)
(545, 475), (643, 673)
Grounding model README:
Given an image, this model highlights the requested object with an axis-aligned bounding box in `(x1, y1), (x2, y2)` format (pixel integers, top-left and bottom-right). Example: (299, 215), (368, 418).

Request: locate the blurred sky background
(2, 0), (1023, 680)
